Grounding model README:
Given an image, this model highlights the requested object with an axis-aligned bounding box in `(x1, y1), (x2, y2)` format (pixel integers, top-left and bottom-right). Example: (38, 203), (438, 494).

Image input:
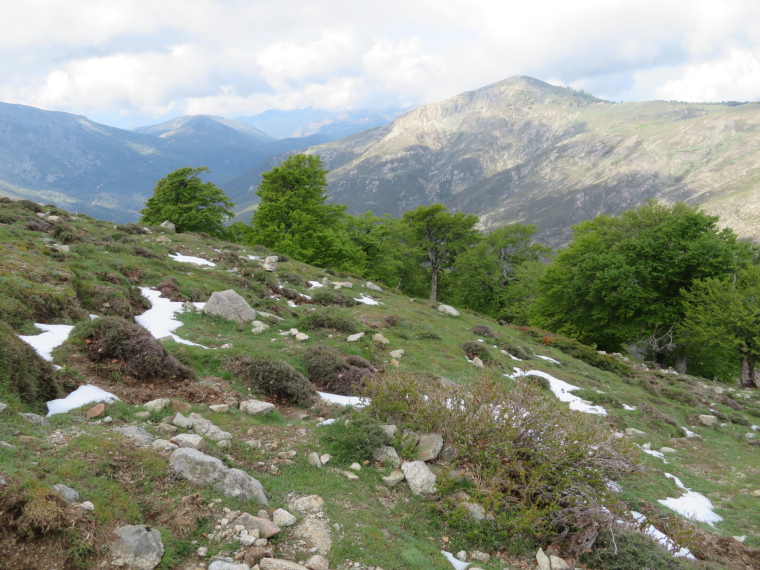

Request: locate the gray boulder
(112, 426), (155, 447)
(170, 433), (207, 450)
(416, 433), (444, 461)
(260, 560), (309, 570)
(401, 461), (437, 495)
(262, 256), (278, 271)
(373, 445), (401, 467)
(240, 399), (275, 416)
(188, 413), (232, 442)
(437, 304), (460, 317)
(218, 469), (269, 504)
(203, 290), (257, 323)
(52, 484), (81, 503)
(159, 220), (176, 232)
(109, 525), (164, 569)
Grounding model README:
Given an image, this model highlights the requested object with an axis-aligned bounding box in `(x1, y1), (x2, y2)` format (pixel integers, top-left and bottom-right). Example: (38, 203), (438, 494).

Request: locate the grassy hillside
(1, 197), (759, 569)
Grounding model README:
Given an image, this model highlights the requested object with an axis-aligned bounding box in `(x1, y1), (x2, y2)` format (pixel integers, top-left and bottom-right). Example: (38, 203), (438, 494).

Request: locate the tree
(139, 167), (234, 237)
(680, 266), (760, 388)
(532, 201), (748, 358)
(402, 204), (479, 301)
(249, 154), (364, 270)
(450, 224), (551, 318)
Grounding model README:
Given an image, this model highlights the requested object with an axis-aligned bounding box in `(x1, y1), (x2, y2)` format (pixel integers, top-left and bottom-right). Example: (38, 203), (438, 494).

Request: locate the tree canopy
(139, 167), (234, 237)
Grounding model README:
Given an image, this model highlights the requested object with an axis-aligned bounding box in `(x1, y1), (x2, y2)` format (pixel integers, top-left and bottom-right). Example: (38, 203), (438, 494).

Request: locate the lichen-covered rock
(109, 525), (164, 569)
(401, 461), (437, 495)
(203, 289), (257, 323)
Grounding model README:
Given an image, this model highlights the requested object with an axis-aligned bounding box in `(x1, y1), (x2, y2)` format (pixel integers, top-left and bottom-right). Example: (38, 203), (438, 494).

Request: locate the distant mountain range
(2, 79), (760, 244)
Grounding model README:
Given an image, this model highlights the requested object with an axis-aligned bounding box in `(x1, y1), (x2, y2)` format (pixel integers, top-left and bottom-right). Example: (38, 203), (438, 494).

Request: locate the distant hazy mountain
(285, 76), (760, 245)
(236, 107), (408, 140)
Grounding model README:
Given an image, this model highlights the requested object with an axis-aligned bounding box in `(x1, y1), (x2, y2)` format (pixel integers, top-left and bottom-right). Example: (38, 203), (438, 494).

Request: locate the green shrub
(0, 321), (63, 407)
(16, 199), (43, 213)
(115, 223), (146, 234)
(318, 410), (387, 464)
(472, 325), (498, 338)
(303, 346), (375, 395)
(67, 317), (195, 380)
(519, 328), (632, 375)
(229, 356), (317, 407)
(500, 341), (530, 360)
(298, 308), (359, 334)
(23, 219), (52, 232)
(281, 272), (306, 287)
(460, 341), (490, 361)
(579, 529), (686, 569)
(417, 330), (441, 340)
(310, 288), (359, 307)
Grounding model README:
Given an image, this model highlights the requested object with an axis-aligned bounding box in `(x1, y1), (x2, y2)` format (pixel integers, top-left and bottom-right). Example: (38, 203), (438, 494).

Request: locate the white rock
(346, 332), (365, 342)
(389, 349), (405, 359)
(401, 461), (437, 495)
(240, 399), (276, 416)
(251, 321), (270, 334)
(437, 304), (460, 317)
(144, 398), (170, 412)
(209, 404), (229, 413)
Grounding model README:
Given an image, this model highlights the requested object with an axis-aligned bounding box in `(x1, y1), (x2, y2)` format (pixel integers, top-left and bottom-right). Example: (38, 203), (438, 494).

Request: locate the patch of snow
(354, 294), (381, 305)
(441, 550), (470, 570)
(630, 511), (695, 558)
(307, 280), (323, 289)
(246, 255), (260, 261)
(506, 352), (522, 361)
(47, 385), (119, 417)
(317, 391), (370, 408)
(301, 293), (312, 300)
(168, 253), (216, 267)
(18, 324), (75, 361)
(477, 339), (484, 343)
(88, 314), (99, 320)
(535, 355), (560, 364)
(681, 426), (697, 437)
(658, 473), (723, 527)
(752, 425), (760, 431)
(638, 445), (668, 463)
(317, 418), (337, 426)
(287, 300), (297, 307)
(622, 404), (636, 410)
(509, 368), (607, 415)
(135, 288), (208, 349)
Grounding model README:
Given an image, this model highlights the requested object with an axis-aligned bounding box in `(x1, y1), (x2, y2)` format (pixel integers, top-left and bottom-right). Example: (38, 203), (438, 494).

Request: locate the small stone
(319, 454), (331, 465)
(401, 461), (436, 495)
(380, 424), (397, 440)
(234, 513), (281, 538)
(273, 508), (297, 528)
(346, 332), (365, 342)
(382, 469), (405, 487)
(308, 452), (322, 467)
(642, 443), (651, 450)
(304, 554), (329, 570)
(19, 412), (49, 426)
(625, 428), (646, 436)
(288, 495), (325, 515)
(733, 535), (747, 543)
(157, 422), (178, 434)
(364, 282), (382, 292)
(373, 445), (401, 467)
(85, 404), (104, 418)
(463, 502), (486, 521)
(109, 525), (164, 570)
(549, 554), (571, 570)
(456, 550), (467, 561)
(342, 470), (359, 480)
(750, 489), (760, 496)
(197, 546), (208, 557)
(79, 501), (95, 511)
(251, 321), (270, 334)
(0, 441), (15, 449)
(437, 304), (460, 317)
(151, 439), (178, 452)
(536, 548), (551, 570)
(390, 359), (400, 367)
(745, 432), (757, 439)
(260, 560), (309, 570)
(0, 402), (7, 413)
(349, 462), (361, 471)
(240, 399), (276, 416)
(53, 484), (81, 503)
(470, 550), (490, 562)
(372, 333), (389, 344)
(295, 332), (310, 341)
(699, 414), (718, 427)
(209, 404), (229, 413)
(262, 255), (278, 271)
(171, 434), (207, 450)
(416, 433), (444, 462)
(660, 447), (677, 454)
(389, 349), (404, 359)
(172, 412), (194, 429)
(160, 220), (176, 232)
(471, 357), (484, 368)
(171, 400), (192, 414)
(144, 398), (170, 412)
(240, 534), (257, 547)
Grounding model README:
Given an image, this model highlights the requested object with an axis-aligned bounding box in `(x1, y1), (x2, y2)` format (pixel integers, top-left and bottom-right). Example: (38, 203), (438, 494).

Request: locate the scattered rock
(235, 513), (281, 538)
(470, 550), (491, 562)
(401, 461), (437, 495)
(273, 508), (297, 528)
(240, 399), (275, 416)
(144, 398), (170, 412)
(251, 321), (270, 334)
(372, 333), (389, 344)
(288, 495), (325, 515)
(113, 426), (155, 447)
(262, 256), (279, 271)
(19, 412), (48, 426)
(260, 560), (309, 570)
(160, 220), (176, 232)
(133, 411), (150, 419)
(208, 562), (250, 570)
(416, 433), (444, 461)
(53, 484), (81, 504)
(188, 413), (232, 442)
(172, 400), (192, 414)
(171, 433), (207, 450)
(86, 403), (105, 418)
(304, 554), (329, 570)
(109, 525), (164, 570)
(624, 428), (646, 436)
(389, 349), (404, 359)
(209, 404), (229, 413)
(346, 332), (365, 342)
(173, 412), (194, 429)
(292, 517), (332, 556)
(203, 289), (258, 323)
(382, 469), (405, 487)
(536, 548), (551, 570)
(471, 357), (484, 368)
(660, 447), (677, 454)
(373, 445), (401, 467)
(437, 304), (460, 317)
(463, 502), (486, 522)
(295, 332), (310, 341)
(308, 452), (322, 467)
(380, 424), (397, 440)
(342, 470), (359, 480)
(699, 414), (719, 427)
(0, 402), (7, 413)
(151, 439), (178, 452)
(364, 282), (382, 292)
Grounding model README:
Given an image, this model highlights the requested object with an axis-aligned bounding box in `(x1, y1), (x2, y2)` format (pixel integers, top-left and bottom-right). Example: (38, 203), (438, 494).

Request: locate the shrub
(472, 325), (498, 338)
(417, 330), (442, 340)
(579, 529), (686, 569)
(304, 346), (375, 396)
(68, 316), (194, 380)
(310, 288), (359, 307)
(501, 341), (531, 360)
(318, 410), (388, 464)
(115, 223), (146, 234)
(51, 221), (81, 244)
(132, 245), (158, 259)
(281, 272), (306, 287)
(229, 356), (317, 406)
(519, 328), (632, 375)
(23, 219), (52, 232)
(364, 372), (642, 554)
(17, 199), (43, 213)
(0, 321), (63, 407)
(460, 341), (490, 361)
(298, 308), (359, 334)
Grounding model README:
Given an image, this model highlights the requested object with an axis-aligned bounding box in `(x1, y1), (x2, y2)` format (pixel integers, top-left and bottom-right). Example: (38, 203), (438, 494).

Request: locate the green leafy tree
(450, 224), (551, 318)
(402, 204), (480, 301)
(139, 167), (234, 237)
(680, 266), (760, 387)
(249, 154), (364, 270)
(532, 201), (748, 359)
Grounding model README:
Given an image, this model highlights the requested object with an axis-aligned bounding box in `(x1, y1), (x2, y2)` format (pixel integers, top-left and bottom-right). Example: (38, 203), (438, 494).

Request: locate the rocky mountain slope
(279, 77), (760, 245)
(1, 197), (760, 569)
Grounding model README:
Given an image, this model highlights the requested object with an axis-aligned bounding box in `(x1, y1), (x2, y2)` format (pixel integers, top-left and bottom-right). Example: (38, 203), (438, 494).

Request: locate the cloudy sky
(1, 0), (759, 130)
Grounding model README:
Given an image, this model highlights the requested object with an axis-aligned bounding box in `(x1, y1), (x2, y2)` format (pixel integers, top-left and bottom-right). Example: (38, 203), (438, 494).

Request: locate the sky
(1, 0), (759, 130)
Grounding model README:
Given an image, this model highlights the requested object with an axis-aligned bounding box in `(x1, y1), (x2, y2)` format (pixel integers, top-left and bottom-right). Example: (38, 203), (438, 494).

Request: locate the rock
(113, 426), (155, 447)
(188, 413), (232, 442)
(171, 434), (207, 450)
(110, 525), (164, 569)
(172, 412), (194, 429)
(288, 495), (325, 515)
(208, 562), (250, 570)
(86, 403), (105, 418)
(171, 400), (192, 414)
(209, 404), (229, 413)
(536, 548), (551, 570)
(373, 445), (401, 467)
(295, 332), (310, 341)
(752, 489), (760, 497)
(624, 428), (646, 436)
(234, 513), (281, 538)
(383, 469), (405, 487)
(308, 452), (322, 467)
(401, 461), (437, 495)
(699, 414), (719, 427)
(319, 453), (331, 465)
(338, 281), (353, 288)
(144, 398), (170, 412)
(80, 500), (95, 511)
(365, 282), (383, 292)
(260, 560), (309, 570)
(0, 441), (16, 449)
(19, 412), (48, 426)
(262, 256), (279, 271)
(151, 439), (178, 452)
(342, 470), (359, 480)
(159, 220), (176, 232)
(439, 443), (458, 462)
(273, 508), (297, 528)
(660, 447), (677, 454)
(372, 333), (389, 344)
(218, 468), (269, 504)
(240, 399), (275, 416)
(389, 349), (404, 359)
(437, 304), (460, 317)
(390, 358), (400, 367)
(470, 550), (491, 562)
(550, 555), (571, 569)
(203, 290), (258, 323)
(304, 554), (329, 570)
(251, 321), (270, 334)
(292, 517), (332, 555)
(745, 432), (757, 439)
(53, 484), (81, 503)
(471, 357), (484, 368)
(380, 424), (397, 440)
(463, 502), (486, 521)
(0, 402), (7, 413)
(133, 411), (151, 419)
(346, 332), (365, 342)
(416, 433), (444, 461)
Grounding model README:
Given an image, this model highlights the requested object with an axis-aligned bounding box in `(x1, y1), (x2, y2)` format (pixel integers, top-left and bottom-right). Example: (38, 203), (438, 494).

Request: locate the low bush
(23, 219), (52, 233)
(363, 372), (642, 555)
(460, 341), (490, 361)
(303, 346), (375, 396)
(281, 273), (306, 287)
(0, 321), (63, 407)
(298, 308), (359, 334)
(16, 199), (43, 213)
(229, 356), (317, 406)
(472, 325), (498, 339)
(132, 245), (158, 259)
(417, 330), (442, 340)
(68, 316), (194, 380)
(115, 223), (146, 234)
(519, 328), (632, 375)
(579, 528), (686, 569)
(310, 288), (359, 307)
(318, 409), (387, 464)
(500, 341), (531, 360)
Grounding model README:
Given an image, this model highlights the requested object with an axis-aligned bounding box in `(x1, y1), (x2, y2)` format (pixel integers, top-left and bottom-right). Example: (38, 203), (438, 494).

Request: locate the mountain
(260, 76), (760, 245)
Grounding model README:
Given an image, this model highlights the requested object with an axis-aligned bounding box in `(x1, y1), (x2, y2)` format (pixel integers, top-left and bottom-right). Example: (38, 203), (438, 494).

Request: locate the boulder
(382, 469), (405, 487)
(234, 512), (281, 538)
(373, 445), (401, 467)
(151, 439), (178, 452)
(273, 508), (297, 528)
(109, 525), (164, 569)
(144, 398), (170, 412)
(218, 468), (269, 504)
(304, 555), (329, 570)
(52, 484), (81, 504)
(699, 414), (719, 427)
(170, 433), (207, 450)
(112, 426), (155, 447)
(172, 412), (194, 429)
(262, 256), (278, 271)
(209, 404), (229, 413)
(347, 332), (365, 342)
(159, 220), (176, 232)
(188, 413), (232, 442)
(437, 304), (460, 317)
(240, 399), (275, 416)
(203, 289), (257, 323)
(251, 321), (270, 334)
(401, 461), (437, 495)
(372, 333), (389, 344)
(260, 560), (309, 570)
(364, 282), (383, 292)
(417, 434), (444, 461)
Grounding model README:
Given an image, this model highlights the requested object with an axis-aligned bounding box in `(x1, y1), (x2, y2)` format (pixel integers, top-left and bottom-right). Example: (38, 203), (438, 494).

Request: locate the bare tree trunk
(674, 353), (687, 374)
(430, 269), (438, 302)
(740, 354), (755, 388)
